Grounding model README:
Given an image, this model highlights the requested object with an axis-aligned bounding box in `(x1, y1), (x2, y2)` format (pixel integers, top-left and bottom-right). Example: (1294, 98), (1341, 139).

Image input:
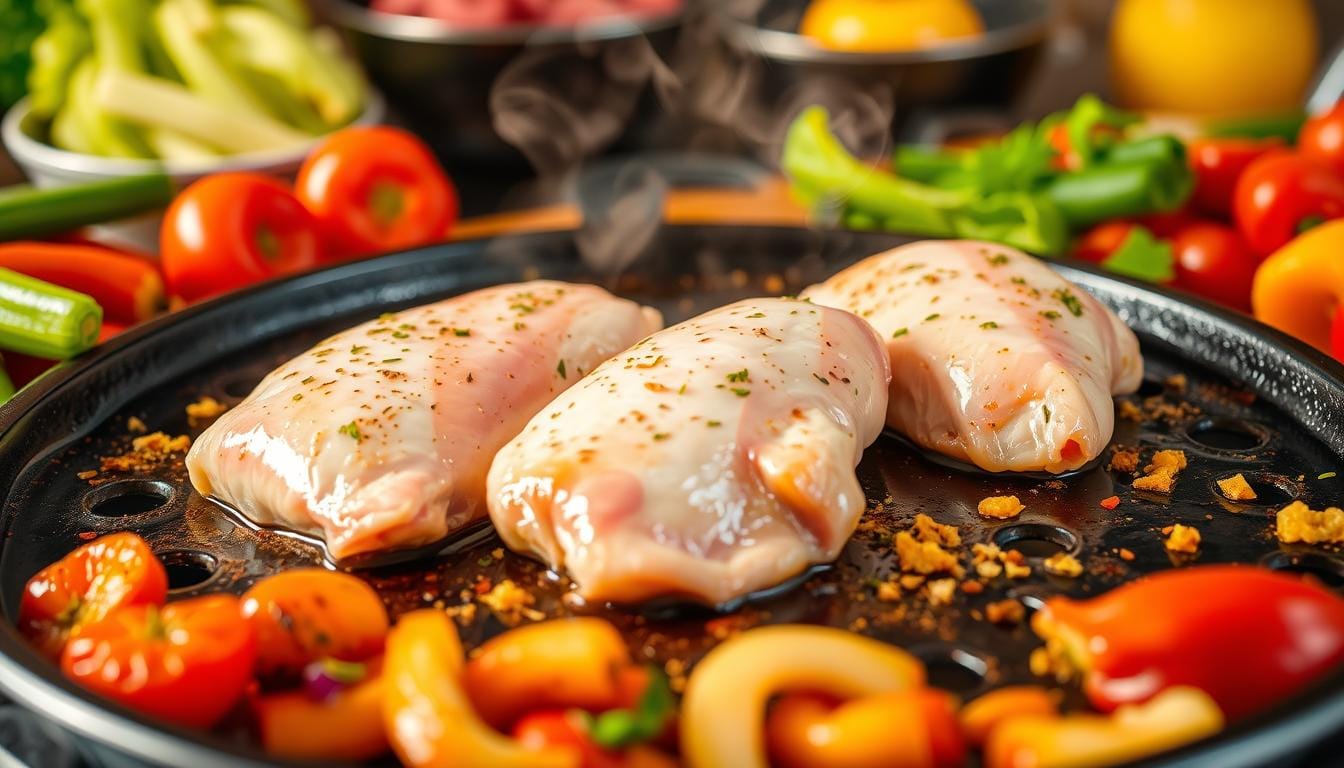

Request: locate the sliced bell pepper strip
(984, 686), (1223, 768)
(959, 686), (1059, 748)
(765, 690), (963, 768)
(253, 657), (389, 761)
(1031, 565), (1344, 721)
(1044, 158), (1192, 229)
(680, 624), (925, 768)
(0, 242), (164, 324)
(382, 610), (578, 768)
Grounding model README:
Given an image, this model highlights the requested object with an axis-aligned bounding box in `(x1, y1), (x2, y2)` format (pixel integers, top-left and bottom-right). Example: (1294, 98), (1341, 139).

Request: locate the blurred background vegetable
(798, 0), (985, 52)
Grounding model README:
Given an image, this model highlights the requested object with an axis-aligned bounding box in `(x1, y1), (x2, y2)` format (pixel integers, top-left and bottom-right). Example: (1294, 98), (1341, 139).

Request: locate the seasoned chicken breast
(186, 281), (662, 561)
(803, 241), (1142, 474)
(486, 298), (890, 605)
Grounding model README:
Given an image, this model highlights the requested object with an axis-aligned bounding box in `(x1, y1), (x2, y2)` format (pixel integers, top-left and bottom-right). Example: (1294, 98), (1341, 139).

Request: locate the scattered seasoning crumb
(1133, 449), (1187, 493)
(1040, 310), (1062, 320)
(1164, 373), (1188, 394)
(185, 396), (228, 426)
(1043, 552), (1084, 578)
(726, 369), (750, 383)
(986, 599), (1025, 626)
(477, 579), (543, 622)
(899, 574), (926, 590)
(892, 327), (909, 338)
(926, 578), (957, 606)
(652, 433), (670, 441)
(292, 394), (303, 402)
(126, 416), (147, 434)
(876, 580), (901, 602)
(1320, 472), (1338, 480)
(98, 432), (191, 474)
(1108, 446), (1140, 473)
(924, 313), (941, 321)
(986, 253), (1010, 266)
(912, 513), (961, 547)
(961, 580), (984, 595)
(895, 530), (963, 577)
(1053, 288), (1084, 316)
(706, 420), (721, 428)
(978, 495), (1025, 519)
(1275, 501), (1344, 544)
(1217, 473), (1258, 501)
(1099, 495), (1121, 510)
(980, 321), (999, 330)
(1164, 524), (1201, 554)
(1117, 547), (1136, 561)
(1117, 400), (1143, 422)
(76, 470), (98, 480)
(730, 387), (751, 397)
(1042, 404), (1052, 423)
(556, 360), (567, 379)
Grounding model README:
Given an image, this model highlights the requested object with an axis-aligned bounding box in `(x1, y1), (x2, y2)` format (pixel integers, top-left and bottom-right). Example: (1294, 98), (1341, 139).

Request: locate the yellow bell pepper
(1252, 219), (1344, 353)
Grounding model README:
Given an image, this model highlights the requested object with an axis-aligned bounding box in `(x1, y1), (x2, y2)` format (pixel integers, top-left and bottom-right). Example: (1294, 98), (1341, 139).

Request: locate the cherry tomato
(62, 594), (256, 729)
(18, 532), (167, 659)
(1233, 151), (1344, 256)
(1073, 220), (1137, 263)
(1171, 222), (1258, 311)
(240, 568), (388, 679)
(160, 173), (325, 303)
(1332, 309), (1344, 363)
(1300, 101), (1344, 179)
(1188, 137), (1283, 217)
(513, 710), (625, 768)
(296, 126), (458, 261)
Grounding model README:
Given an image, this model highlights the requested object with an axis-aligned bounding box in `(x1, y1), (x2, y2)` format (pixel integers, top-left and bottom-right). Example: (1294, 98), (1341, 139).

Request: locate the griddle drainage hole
(1135, 378), (1164, 398)
(160, 550), (220, 593)
(912, 645), (990, 695)
(1183, 417), (1270, 452)
(82, 479), (174, 518)
(992, 523), (1079, 558)
(1261, 552), (1344, 589)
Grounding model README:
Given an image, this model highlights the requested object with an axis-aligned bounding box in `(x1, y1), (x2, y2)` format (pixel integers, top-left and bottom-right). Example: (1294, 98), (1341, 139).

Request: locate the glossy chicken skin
(487, 298), (890, 605)
(186, 281), (662, 561)
(803, 241), (1142, 474)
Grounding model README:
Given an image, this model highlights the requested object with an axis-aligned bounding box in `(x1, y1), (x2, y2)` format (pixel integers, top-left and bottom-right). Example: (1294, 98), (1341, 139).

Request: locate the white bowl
(1, 92), (385, 251)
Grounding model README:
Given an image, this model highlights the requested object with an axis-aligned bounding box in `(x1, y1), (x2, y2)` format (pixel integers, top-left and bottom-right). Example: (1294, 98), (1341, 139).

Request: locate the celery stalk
(144, 128), (222, 162)
(66, 57), (150, 158)
(219, 7), (363, 126)
(27, 6), (91, 120)
(93, 69), (312, 152)
(222, 0), (310, 28)
(0, 269), (102, 360)
(155, 0), (271, 115)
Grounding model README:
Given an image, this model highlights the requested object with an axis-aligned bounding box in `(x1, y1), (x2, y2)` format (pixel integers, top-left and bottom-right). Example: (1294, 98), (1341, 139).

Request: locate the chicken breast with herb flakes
(803, 241), (1142, 474)
(486, 297), (890, 605)
(186, 281), (662, 561)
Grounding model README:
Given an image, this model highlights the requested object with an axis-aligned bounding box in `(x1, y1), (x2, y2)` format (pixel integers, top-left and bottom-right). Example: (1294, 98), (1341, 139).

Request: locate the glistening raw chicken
(186, 281), (662, 561)
(803, 241), (1142, 474)
(486, 297), (890, 605)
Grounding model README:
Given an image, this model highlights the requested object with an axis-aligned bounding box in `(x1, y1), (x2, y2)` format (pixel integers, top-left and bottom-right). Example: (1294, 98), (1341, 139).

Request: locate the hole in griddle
(911, 645), (989, 694)
(82, 479), (174, 518)
(1213, 472), (1299, 506)
(1183, 417), (1270, 452)
(993, 523), (1078, 558)
(160, 550), (220, 592)
(1261, 552), (1344, 589)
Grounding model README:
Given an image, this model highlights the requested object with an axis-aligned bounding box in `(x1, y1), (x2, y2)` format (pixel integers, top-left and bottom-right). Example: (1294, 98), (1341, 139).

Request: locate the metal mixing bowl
(320, 0), (684, 172)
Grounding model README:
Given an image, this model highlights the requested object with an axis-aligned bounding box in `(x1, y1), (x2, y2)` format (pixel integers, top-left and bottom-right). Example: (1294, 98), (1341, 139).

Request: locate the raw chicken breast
(186, 281), (662, 561)
(803, 241), (1142, 474)
(487, 297), (890, 605)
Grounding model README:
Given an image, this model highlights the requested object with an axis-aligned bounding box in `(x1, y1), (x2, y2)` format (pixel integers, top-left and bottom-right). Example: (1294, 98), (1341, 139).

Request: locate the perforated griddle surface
(1, 226), (1343, 768)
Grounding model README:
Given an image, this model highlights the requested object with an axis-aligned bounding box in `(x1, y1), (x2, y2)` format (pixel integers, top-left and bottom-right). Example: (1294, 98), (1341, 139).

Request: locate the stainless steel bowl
(321, 0), (684, 172)
(700, 0), (1057, 155)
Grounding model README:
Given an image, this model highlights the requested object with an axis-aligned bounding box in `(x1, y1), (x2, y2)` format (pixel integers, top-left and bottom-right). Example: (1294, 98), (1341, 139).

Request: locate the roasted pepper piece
(253, 657), (388, 761)
(766, 690), (963, 768)
(382, 610), (577, 768)
(984, 686), (1223, 768)
(1032, 565), (1344, 721)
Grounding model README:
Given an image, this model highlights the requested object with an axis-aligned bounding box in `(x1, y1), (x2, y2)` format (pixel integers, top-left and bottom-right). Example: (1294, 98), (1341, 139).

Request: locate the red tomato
(160, 173), (325, 303)
(1133, 209), (1196, 239)
(18, 532), (167, 659)
(1171, 222), (1258, 311)
(1233, 151), (1344, 256)
(1332, 309), (1344, 363)
(1187, 137), (1283, 217)
(62, 594), (256, 729)
(1300, 101), (1344, 179)
(513, 710), (624, 768)
(296, 126), (459, 261)
(240, 568), (389, 679)
(1073, 220), (1137, 263)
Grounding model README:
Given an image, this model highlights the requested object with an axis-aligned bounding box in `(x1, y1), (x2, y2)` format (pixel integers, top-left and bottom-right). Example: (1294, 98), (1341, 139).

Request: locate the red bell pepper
(1234, 151), (1344, 256)
(1031, 565), (1344, 722)
(0, 242), (164, 325)
(1188, 137), (1282, 217)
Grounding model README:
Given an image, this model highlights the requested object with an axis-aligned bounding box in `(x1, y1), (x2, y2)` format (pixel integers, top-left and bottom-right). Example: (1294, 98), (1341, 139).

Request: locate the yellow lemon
(800, 0), (985, 52)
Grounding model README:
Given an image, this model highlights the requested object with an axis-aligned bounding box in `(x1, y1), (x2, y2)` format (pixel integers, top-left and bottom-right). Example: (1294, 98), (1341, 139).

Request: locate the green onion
(0, 173), (175, 241)
(1044, 161), (1192, 228)
(0, 269), (102, 358)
